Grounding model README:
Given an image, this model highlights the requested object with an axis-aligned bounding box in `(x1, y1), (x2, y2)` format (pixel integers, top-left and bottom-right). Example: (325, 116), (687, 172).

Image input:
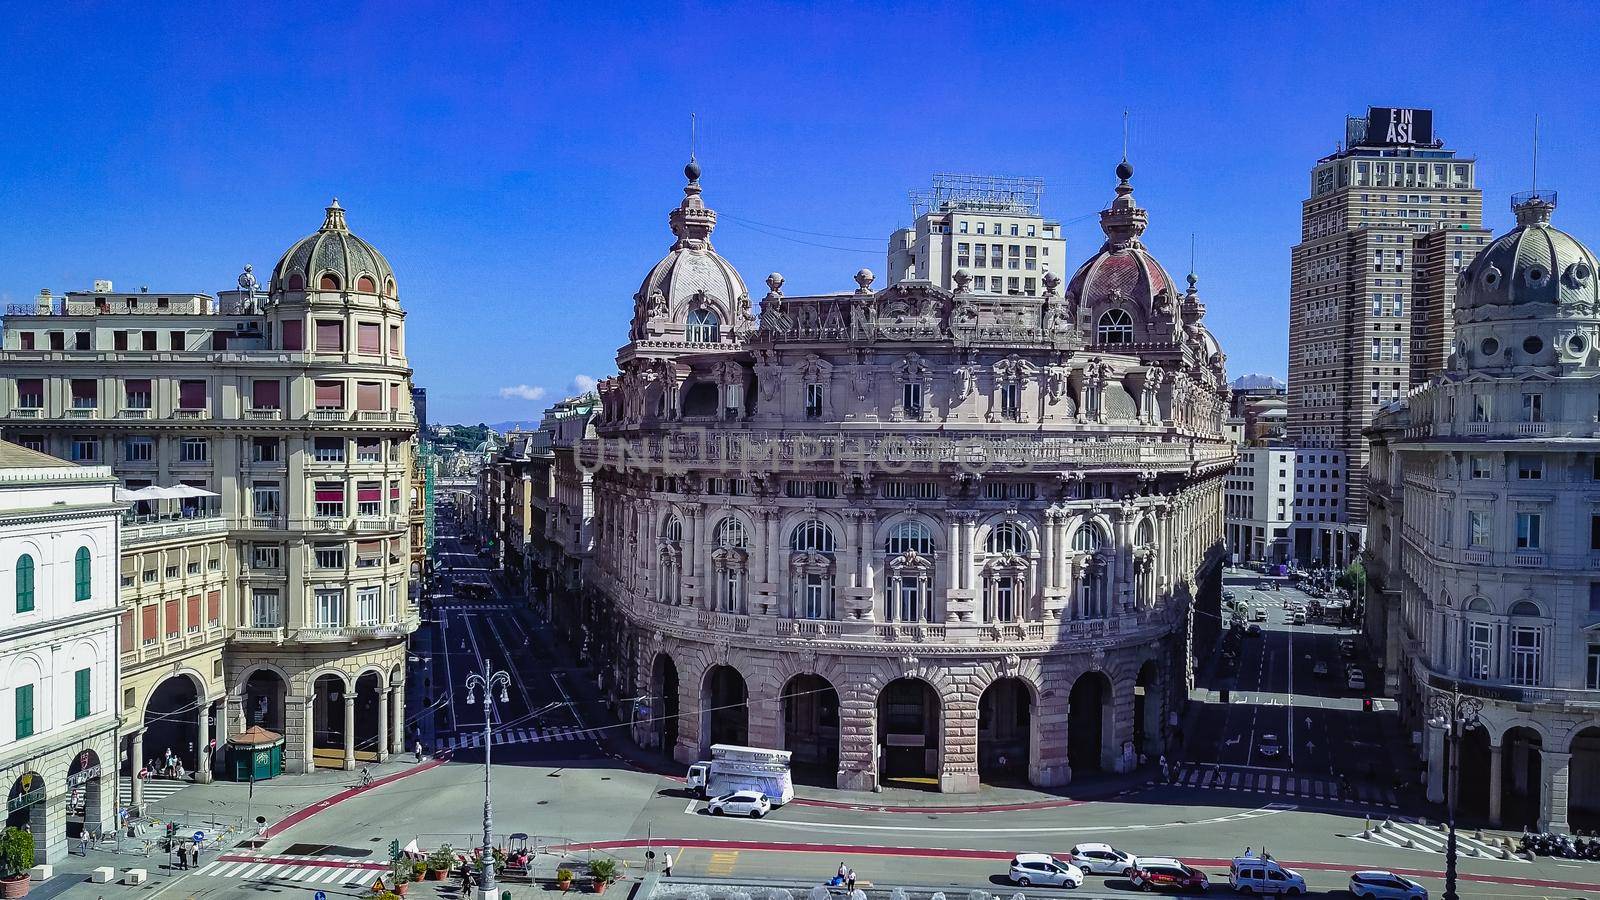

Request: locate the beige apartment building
(1287, 108), (1491, 525)
(0, 200), (418, 786)
(888, 174), (1066, 297)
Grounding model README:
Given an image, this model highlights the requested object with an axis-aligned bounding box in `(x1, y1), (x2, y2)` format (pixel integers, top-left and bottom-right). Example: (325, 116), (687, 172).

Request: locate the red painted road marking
(267, 757), (447, 834)
(547, 838), (1600, 892)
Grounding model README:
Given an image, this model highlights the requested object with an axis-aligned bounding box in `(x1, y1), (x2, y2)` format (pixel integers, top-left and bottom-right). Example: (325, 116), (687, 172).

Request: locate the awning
(116, 484), (220, 501)
(227, 726), (284, 748)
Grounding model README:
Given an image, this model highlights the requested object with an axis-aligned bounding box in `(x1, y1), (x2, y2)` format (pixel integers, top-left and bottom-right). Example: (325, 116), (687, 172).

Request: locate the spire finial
(1122, 108), (1130, 163)
(684, 113), (701, 184)
(1532, 113), (1540, 193)
(321, 198), (347, 232)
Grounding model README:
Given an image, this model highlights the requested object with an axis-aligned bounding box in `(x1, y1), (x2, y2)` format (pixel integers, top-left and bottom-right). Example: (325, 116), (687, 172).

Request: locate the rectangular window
(356, 381), (382, 412)
(1589, 645), (1600, 691)
(356, 539), (382, 568)
(15, 378), (43, 408)
(177, 379), (206, 410)
(314, 544), (345, 569)
(314, 482), (345, 518)
(1470, 455), (1491, 479)
(280, 319), (303, 350)
(902, 381), (922, 416)
(313, 437), (344, 463)
(207, 590), (220, 627)
(314, 320), (343, 352)
(357, 481), (382, 517)
(124, 378), (151, 409)
(252, 482), (281, 517)
(803, 573), (826, 620)
(70, 378), (97, 408)
(356, 438), (381, 462)
(252, 437), (281, 463)
(1371, 339), (1381, 360)
(186, 595), (200, 633)
(356, 587), (381, 626)
(1516, 512), (1542, 549)
(169, 330), (186, 351)
(1517, 455), (1543, 480)
(15, 683), (34, 739)
(71, 436), (99, 462)
(1522, 393), (1544, 423)
(180, 437), (209, 463)
(804, 383), (823, 419)
(314, 380), (344, 409)
(251, 590), (282, 627)
(1000, 383), (1020, 419)
(314, 589), (345, 629)
(125, 437), (154, 463)
(357, 322), (381, 354)
(252, 379), (282, 410)
(1511, 627), (1543, 686)
(1473, 394), (1493, 422)
(389, 324), (401, 355)
(252, 544), (281, 570)
(390, 480), (401, 514)
(1469, 510), (1491, 548)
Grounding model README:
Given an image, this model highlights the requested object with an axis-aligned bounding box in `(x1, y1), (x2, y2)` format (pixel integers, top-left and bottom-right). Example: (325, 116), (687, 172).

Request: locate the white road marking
(741, 805), (1294, 835)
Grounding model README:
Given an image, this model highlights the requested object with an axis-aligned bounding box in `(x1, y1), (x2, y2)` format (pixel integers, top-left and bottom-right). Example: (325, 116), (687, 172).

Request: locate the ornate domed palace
(0, 201), (418, 810)
(574, 159), (1234, 792)
(1367, 190), (1600, 831)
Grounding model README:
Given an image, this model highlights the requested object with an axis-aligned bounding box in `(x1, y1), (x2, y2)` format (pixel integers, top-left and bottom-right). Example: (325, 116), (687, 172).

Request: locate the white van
(1229, 856), (1307, 895)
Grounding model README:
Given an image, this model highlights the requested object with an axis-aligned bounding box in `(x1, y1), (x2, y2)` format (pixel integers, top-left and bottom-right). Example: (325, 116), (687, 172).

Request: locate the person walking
(846, 868), (856, 892)
(662, 852), (673, 877)
(414, 741), (425, 763)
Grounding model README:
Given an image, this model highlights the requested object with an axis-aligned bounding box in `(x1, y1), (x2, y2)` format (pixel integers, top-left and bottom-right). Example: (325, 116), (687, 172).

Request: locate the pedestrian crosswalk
(194, 852), (388, 885)
(1171, 765), (1400, 809)
(1345, 819), (1527, 864)
(440, 725), (600, 751)
(120, 776), (191, 807)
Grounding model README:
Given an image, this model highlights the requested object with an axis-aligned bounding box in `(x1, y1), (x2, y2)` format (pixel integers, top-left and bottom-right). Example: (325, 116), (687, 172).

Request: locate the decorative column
(343, 695), (357, 771)
(376, 688), (390, 762)
(390, 685), (406, 756)
(127, 729), (145, 813)
(1425, 719), (1446, 804)
(195, 705), (214, 784)
(765, 508), (782, 605)
(1487, 740), (1504, 827)
(1040, 508), (1057, 615)
(1542, 750), (1572, 832)
(689, 502), (708, 607)
(750, 506), (772, 611)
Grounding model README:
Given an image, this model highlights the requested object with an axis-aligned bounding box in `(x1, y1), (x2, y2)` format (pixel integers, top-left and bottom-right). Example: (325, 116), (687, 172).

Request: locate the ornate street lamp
(1428, 686), (1483, 900)
(465, 661), (511, 900)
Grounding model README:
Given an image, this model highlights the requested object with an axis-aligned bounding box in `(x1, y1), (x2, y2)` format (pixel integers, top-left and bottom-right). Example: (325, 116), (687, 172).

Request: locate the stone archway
(780, 674), (839, 786)
(66, 749), (106, 840)
(5, 772), (47, 863)
(701, 665), (748, 751)
(978, 678), (1032, 785)
(1068, 670), (1113, 774)
(143, 673), (205, 775)
(312, 673), (351, 768)
(648, 652), (679, 755)
(877, 678), (940, 788)
(1133, 661), (1163, 759)
(1501, 726), (1543, 830)
(243, 668), (287, 732)
(1455, 725), (1491, 820)
(354, 672), (385, 763)
(1570, 725), (1600, 831)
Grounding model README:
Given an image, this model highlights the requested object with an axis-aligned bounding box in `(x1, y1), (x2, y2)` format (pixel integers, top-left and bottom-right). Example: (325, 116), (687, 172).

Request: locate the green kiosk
(226, 726), (285, 782)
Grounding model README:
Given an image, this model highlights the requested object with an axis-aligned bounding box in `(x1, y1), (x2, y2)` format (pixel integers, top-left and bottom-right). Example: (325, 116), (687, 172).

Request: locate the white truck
(686, 744), (795, 806)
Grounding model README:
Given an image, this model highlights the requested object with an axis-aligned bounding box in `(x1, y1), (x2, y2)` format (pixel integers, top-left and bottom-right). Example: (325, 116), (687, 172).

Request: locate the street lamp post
(1428, 686), (1483, 900)
(465, 660), (511, 900)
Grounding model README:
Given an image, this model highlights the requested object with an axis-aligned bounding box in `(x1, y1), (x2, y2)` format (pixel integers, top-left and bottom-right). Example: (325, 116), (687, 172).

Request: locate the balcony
(122, 512), (229, 545)
(173, 408), (210, 420)
(244, 407), (282, 421)
(1463, 549), (1492, 565)
(309, 517), (347, 533)
(310, 409), (347, 422)
(353, 515), (400, 533)
(120, 407), (152, 419)
(1420, 663), (1600, 709)
(10, 408), (41, 418)
(241, 516), (285, 531)
(356, 410), (398, 423)
(1512, 551), (1545, 568)
(66, 407), (98, 419)
(232, 627), (284, 644)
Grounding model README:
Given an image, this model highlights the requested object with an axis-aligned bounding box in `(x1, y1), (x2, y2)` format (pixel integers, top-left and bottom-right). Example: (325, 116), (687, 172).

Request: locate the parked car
(1348, 870), (1427, 899)
(1340, 639), (1357, 658)
(1130, 858), (1210, 893)
(1246, 623), (1263, 637)
(1257, 580), (1274, 590)
(1312, 661), (1329, 678)
(1067, 843), (1137, 876)
(706, 790), (770, 818)
(1007, 853), (1084, 888)
(1223, 590), (1236, 601)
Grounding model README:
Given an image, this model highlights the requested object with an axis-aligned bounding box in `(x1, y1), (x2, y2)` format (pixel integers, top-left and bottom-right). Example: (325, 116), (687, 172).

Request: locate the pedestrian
(837, 862), (847, 881)
(414, 741), (425, 763)
(846, 868), (856, 892)
(1241, 846), (1252, 859)
(1160, 755), (1169, 784)
(663, 852), (673, 877)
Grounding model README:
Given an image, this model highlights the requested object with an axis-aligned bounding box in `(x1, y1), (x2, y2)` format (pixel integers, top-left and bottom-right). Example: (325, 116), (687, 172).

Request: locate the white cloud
(571, 374), (598, 394)
(498, 384), (547, 402)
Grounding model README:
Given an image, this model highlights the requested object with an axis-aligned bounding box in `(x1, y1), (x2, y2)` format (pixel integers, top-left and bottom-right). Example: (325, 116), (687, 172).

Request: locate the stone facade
(564, 159), (1232, 792)
(1367, 191), (1600, 831)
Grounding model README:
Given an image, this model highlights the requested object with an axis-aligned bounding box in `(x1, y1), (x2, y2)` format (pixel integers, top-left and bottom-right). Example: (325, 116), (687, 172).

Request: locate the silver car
(1067, 843), (1136, 876)
(1348, 871), (1427, 899)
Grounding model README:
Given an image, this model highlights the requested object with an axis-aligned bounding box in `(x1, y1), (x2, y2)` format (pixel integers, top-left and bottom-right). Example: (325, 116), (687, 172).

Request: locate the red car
(1130, 858), (1209, 893)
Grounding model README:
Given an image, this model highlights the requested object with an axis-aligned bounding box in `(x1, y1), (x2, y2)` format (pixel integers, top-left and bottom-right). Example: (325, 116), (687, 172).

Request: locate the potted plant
(588, 858), (620, 895)
(411, 861), (427, 882)
(556, 868), (574, 892)
(427, 845), (455, 880)
(0, 827), (34, 900)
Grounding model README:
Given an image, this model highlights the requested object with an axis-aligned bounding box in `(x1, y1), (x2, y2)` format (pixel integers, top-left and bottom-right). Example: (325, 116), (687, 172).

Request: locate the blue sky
(3, 2), (1598, 424)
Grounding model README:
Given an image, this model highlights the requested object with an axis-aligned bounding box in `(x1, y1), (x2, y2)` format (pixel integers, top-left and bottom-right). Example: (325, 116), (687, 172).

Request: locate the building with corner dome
(540, 156), (1234, 793)
(1366, 190), (1600, 832)
(0, 200), (419, 805)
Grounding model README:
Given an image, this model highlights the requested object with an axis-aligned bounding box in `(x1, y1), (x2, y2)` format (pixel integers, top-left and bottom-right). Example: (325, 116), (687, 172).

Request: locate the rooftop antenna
(690, 112), (698, 163)
(1190, 232), (1197, 275)
(1531, 113), (1540, 191)
(1121, 109), (1130, 161)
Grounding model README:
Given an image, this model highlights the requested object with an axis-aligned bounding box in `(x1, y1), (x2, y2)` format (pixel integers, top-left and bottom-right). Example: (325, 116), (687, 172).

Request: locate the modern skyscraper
(888, 174), (1066, 296)
(1287, 107), (1491, 527)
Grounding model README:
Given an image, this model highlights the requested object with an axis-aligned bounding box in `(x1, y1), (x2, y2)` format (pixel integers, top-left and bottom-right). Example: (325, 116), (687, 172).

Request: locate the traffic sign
(314, 891), (327, 900)
(193, 830), (205, 844)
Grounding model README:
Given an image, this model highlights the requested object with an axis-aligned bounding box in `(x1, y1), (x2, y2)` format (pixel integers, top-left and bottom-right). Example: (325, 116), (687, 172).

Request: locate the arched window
(1136, 519), (1155, 545)
(658, 515), (685, 605)
(1096, 308), (1134, 345)
(319, 272), (341, 291)
(1072, 523), (1109, 618)
(1073, 523), (1106, 553)
(714, 518), (747, 548)
(986, 522), (1029, 556)
(356, 275), (377, 293)
(981, 523), (1030, 623)
(1509, 600), (1542, 617)
(790, 520), (836, 553)
(15, 554), (34, 613)
(286, 273), (305, 291)
(74, 546), (91, 601)
(385, 278), (396, 297)
(885, 522), (934, 556)
(685, 308), (721, 343)
(664, 516), (684, 544)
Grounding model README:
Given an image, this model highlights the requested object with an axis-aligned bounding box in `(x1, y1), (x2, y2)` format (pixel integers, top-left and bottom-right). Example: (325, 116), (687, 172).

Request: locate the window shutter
(356, 382), (382, 411)
(186, 595), (200, 631)
(164, 599), (180, 638)
(74, 668), (90, 719)
(16, 379), (43, 404)
(207, 590), (221, 626)
(71, 378), (98, 403)
(141, 605), (158, 643)
(281, 319), (304, 350)
(357, 540), (382, 559)
(357, 483), (382, 503)
(252, 379), (281, 409)
(121, 611), (135, 652)
(75, 546), (91, 601)
(315, 320), (344, 351)
(357, 323), (381, 353)
(16, 684), (33, 738)
(314, 381), (345, 408)
(15, 555), (34, 612)
(315, 483), (345, 503)
(178, 380), (207, 409)
(390, 383), (400, 411)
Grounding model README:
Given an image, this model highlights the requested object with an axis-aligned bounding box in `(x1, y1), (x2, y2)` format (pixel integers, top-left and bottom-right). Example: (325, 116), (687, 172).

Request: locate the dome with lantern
(630, 159), (752, 343)
(269, 199), (398, 298)
(1065, 160), (1182, 332)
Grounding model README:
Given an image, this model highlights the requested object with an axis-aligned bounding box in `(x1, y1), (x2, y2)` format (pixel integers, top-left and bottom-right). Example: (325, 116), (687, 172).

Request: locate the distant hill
(1230, 373), (1285, 391)
(489, 420), (540, 434)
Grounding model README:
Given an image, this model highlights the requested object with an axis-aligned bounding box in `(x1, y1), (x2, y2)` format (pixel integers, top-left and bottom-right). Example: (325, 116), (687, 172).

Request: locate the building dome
(269, 199), (398, 298)
(1455, 192), (1599, 322)
(630, 160), (752, 340)
(1066, 162), (1180, 319)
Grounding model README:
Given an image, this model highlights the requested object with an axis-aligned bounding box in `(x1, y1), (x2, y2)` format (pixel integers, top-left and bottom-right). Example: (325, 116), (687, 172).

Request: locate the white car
(1008, 853), (1084, 888)
(705, 790), (770, 818)
(1348, 671), (1367, 690)
(1349, 871), (1427, 899)
(1067, 843), (1136, 876)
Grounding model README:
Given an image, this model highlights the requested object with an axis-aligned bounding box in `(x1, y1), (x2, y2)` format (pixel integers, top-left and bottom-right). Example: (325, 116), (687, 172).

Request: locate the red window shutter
(389, 324), (400, 354)
(252, 379), (281, 409)
(357, 483), (382, 503)
(186, 595), (200, 630)
(314, 381), (344, 408)
(315, 320), (343, 351)
(206, 590), (220, 626)
(141, 605), (158, 643)
(315, 484), (345, 503)
(389, 481), (401, 500)
(357, 540), (381, 558)
(71, 378), (97, 403)
(281, 320), (304, 350)
(356, 382), (381, 411)
(390, 383), (400, 411)
(178, 380), (206, 409)
(357, 323), (381, 353)
(125, 378), (151, 395)
(121, 611), (135, 652)
(17, 378), (42, 398)
(164, 599), (180, 638)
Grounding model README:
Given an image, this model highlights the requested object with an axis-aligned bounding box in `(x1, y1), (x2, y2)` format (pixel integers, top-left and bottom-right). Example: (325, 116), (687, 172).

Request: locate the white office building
(888, 174), (1066, 296)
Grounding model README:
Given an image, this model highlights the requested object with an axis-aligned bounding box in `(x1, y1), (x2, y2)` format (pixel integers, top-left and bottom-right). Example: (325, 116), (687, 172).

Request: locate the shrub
(0, 827), (33, 879)
(428, 844), (455, 870)
(557, 868), (575, 883)
(588, 858), (621, 884)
